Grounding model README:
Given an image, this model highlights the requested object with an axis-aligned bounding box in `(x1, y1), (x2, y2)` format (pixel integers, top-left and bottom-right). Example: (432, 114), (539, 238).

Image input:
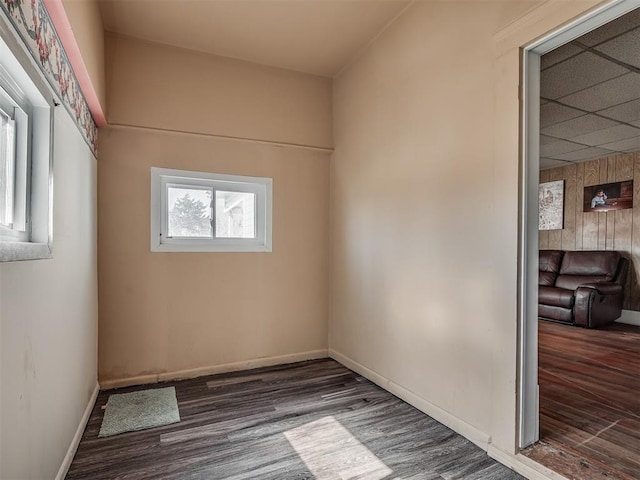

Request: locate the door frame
(518, 0), (640, 449)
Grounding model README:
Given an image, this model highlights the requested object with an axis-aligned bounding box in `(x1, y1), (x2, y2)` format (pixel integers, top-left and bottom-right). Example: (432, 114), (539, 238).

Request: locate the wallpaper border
(0, 0), (98, 154)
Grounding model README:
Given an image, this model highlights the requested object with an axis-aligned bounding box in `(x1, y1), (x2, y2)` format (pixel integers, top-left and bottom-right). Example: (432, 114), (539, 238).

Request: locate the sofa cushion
(539, 271), (555, 286)
(538, 304), (573, 323)
(539, 250), (564, 286)
(555, 274), (608, 291)
(539, 286), (574, 308)
(559, 251), (620, 279)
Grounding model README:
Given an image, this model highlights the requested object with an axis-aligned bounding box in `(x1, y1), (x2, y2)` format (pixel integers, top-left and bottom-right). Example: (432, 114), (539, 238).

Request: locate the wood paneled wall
(539, 153), (640, 311)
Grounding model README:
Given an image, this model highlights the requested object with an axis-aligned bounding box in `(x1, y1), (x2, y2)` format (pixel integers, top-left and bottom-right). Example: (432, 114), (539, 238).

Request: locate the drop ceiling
(98, 0), (411, 77)
(540, 8), (640, 170)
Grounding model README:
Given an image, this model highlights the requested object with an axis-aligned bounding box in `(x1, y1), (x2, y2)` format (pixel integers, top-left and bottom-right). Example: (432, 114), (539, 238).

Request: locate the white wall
(0, 107), (98, 479)
(105, 33), (332, 148)
(330, 0), (601, 457)
(98, 35), (331, 386)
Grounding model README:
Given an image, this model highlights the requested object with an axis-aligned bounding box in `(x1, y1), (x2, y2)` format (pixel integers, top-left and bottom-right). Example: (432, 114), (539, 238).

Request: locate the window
(0, 73), (29, 242)
(151, 167), (272, 252)
(0, 36), (53, 262)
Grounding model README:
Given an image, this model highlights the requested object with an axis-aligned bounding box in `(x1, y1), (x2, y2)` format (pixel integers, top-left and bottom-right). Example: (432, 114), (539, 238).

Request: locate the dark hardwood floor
(66, 359), (523, 480)
(523, 320), (640, 480)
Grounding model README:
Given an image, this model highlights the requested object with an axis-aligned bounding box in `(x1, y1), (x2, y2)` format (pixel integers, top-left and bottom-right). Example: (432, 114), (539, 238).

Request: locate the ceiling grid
(540, 8), (640, 170)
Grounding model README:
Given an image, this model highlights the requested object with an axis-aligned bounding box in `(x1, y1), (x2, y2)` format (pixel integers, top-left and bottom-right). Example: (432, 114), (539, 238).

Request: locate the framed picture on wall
(539, 180), (565, 230)
(583, 181), (633, 213)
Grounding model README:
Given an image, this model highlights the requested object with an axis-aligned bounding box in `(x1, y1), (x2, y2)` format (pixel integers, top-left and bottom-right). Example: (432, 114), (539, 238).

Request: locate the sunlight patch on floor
(284, 415), (402, 480)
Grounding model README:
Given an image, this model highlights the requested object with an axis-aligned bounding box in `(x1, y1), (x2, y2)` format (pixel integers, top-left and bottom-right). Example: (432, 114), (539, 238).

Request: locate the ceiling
(97, 1), (638, 159)
(98, 0), (411, 77)
(539, 8), (640, 170)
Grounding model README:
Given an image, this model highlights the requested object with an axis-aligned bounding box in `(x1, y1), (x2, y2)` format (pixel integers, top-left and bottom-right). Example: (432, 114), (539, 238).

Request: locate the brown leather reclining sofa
(539, 250), (628, 328)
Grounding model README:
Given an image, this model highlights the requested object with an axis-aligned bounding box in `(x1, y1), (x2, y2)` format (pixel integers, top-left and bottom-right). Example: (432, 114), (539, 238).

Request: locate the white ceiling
(540, 8), (640, 170)
(98, 0), (411, 77)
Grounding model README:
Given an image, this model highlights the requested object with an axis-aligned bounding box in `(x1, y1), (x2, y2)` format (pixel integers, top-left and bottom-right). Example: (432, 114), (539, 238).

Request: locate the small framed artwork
(583, 181), (633, 212)
(539, 180), (565, 230)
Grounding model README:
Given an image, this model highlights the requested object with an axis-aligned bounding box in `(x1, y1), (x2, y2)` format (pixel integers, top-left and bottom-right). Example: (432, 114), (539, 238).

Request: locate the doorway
(519, 0), (640, 477)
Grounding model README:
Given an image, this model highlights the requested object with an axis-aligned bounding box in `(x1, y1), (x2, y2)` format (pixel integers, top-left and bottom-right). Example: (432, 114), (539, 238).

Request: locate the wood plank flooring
(66, 359), (523, 480)
(523, 321), (640, 480)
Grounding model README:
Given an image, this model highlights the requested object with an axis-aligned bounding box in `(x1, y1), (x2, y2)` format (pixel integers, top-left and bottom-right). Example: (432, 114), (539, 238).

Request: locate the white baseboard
(328, 349), (572, 480)
(99, 349), (329, 390)
(328, 348), (491, 450)
(616, 309), (640, 327)
(488, 446), (570, 480)
(55, 382), (99, 480)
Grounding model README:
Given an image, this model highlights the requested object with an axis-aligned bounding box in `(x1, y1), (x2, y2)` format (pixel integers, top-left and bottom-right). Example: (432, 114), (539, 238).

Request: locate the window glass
(0, 108), (15, 227)
(167, 186), (212, 238)
(215, 191), (255, 239)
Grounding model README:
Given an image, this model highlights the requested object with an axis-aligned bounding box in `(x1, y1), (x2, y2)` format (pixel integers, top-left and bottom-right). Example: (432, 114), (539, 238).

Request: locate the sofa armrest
(574, 284), (624, 328)
(578, 282), (623, 295)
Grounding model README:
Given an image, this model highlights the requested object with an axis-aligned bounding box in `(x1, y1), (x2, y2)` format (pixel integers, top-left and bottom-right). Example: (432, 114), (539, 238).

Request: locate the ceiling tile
(569, 124), (640, 147)
(600, 136), (640, 152)
(578, 8), (640, 47)
(594, 28), (640, 69)
(557, 73), (640, 111)
(598, 98), (640, 123)
(541, 42), (584, 70)
(540, 52), (628, 99)
(540, 134), (557, 145)
(552, 147), (617, 162)
(540, 139), (589, 157)
(541, 114), (618, 138)
(540, 158), (572, 170)
(540, 103), (585, 128)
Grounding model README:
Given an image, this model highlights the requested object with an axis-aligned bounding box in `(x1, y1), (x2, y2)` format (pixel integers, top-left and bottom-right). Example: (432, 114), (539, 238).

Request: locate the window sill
(0, 241), (52, 262)
(151, 243), (272, 253)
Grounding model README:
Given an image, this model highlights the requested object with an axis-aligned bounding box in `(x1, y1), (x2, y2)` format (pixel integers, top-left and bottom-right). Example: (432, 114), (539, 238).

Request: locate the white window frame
(0, 31), (54, 262)
(151, 167), (273, 253)
(0, 75), (30, 241)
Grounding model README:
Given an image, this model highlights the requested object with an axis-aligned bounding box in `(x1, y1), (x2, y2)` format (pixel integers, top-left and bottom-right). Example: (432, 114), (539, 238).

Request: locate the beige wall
(1, 107), (98, 479)
(99, 36), (331, 384)
(330, 0), (603, 456)
(540, 153), (640, 310)
(105, 33), (333, 149)
(62, 0), (106, 114)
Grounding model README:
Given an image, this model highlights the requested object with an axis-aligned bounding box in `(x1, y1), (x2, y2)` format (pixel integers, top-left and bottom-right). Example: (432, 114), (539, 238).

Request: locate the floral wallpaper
(0, 0), (98, 154)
